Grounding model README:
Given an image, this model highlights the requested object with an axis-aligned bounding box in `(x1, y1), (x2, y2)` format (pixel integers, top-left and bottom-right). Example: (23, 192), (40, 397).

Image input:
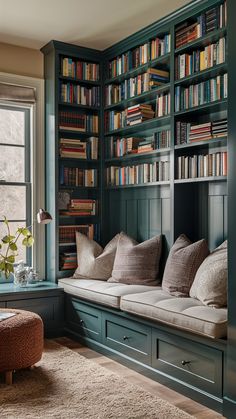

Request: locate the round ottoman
(0, 309), (44, 384)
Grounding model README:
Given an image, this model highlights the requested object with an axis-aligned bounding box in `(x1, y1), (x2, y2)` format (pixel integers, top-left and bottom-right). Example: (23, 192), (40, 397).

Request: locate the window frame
(0, 72), (45, 279)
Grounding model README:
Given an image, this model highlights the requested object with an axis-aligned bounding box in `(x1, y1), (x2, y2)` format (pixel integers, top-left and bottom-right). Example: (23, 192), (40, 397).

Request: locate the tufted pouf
(0, 308), (44, 384)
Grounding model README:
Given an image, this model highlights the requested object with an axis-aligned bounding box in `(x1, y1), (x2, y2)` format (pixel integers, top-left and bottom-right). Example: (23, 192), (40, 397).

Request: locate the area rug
(0, 340), (193, 419)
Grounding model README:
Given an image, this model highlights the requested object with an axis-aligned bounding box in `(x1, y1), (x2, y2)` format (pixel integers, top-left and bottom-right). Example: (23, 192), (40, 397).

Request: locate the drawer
(103, 313), (151, 365)
(65, 297), (102, 342)
(152, 330), (223, 397)
(6, 296), (62, 334)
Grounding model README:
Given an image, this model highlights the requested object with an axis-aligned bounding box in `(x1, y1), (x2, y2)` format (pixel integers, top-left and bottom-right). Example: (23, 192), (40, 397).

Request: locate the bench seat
(120, 290), (227, 339)
(58, 278), (158, 309)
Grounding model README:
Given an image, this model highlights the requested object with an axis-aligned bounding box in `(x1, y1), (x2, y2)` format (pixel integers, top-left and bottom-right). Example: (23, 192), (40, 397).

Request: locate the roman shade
(0, 82), (36, 103)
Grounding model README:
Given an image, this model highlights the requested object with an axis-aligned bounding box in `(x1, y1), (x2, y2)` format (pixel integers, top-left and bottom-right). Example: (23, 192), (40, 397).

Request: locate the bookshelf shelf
(59, 75), (100, 86)
(174, 98), (227, 116)
(58, 242), (76, 247)
(105, 147), (171, 163)
(59, 185), (99, 191)
(174, 176), (227, 183)
(59, 157), (99, 164)
(174, 27), (227, 54)
(174, 137), (227, 150)
(104, 53), (171, 85)
(174, 62), (227, 86)
(106, 180), (170, 189)
(105, 115), (171, 137)
(104, 83), (170, 110)
(59, 128), (98, 137)
(58, 102), (100, 111)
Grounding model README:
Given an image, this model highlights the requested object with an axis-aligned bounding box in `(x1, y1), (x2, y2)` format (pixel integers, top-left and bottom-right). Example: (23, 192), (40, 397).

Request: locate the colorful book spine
(176, 119), (227, 145)
(59, 111), (99, 133)
(60, 167), (98, 187)
(106, 161), (170, 186)
(175, 73), (227, 112)
(60, 83), (100, 106)
(61, 58), (99, 81)
(177, 151), (227, 179)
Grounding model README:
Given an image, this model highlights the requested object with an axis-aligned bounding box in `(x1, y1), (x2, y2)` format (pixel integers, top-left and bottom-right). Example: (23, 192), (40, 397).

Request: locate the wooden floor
(55, 336), (224, 419)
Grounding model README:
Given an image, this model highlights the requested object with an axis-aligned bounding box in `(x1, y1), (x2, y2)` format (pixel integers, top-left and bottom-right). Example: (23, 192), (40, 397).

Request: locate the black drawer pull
(181, 360), (191, 366)
(123, 336), (129, 340)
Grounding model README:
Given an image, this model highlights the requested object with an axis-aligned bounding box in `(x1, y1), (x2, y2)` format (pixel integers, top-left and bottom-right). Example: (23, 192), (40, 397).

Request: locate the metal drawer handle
(123, 336), (129, 341)
(79, 319), (84, 325)
(181, 360), (191, 366)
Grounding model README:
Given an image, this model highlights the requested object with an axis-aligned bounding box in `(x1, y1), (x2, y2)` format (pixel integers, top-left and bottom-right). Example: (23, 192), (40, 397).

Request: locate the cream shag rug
(0, 340), (193, 419)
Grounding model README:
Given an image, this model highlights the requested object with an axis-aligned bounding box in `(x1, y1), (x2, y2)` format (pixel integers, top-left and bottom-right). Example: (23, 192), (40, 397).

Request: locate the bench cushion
(120, 290), (227, 339)
(59, 278), (159, 309)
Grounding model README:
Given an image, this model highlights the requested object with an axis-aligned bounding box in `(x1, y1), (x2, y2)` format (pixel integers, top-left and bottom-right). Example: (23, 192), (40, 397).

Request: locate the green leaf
(2, 235), (15, 243)
(6, 263), (14, 273)
(3, 216), (8, 225)
(9, 242), (17, 251)
(0, 262), (5, 271)
(21, 228), (31, 236)
(0, 243), (2, 250)
(22, 236), (34, 247)
(6, 255), (15, 263)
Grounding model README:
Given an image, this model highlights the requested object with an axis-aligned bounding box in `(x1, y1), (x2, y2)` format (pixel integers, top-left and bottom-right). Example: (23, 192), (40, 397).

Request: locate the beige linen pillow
(190, 240), (227, 307)
(108, 232), (162, 286)
(162, 234), (209, 297)
(73, 232), (120, 280)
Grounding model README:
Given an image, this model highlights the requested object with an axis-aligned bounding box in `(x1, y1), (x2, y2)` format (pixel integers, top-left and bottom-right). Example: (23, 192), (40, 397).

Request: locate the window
(0, 103), (32, 264)
(0, 74), (44, 278)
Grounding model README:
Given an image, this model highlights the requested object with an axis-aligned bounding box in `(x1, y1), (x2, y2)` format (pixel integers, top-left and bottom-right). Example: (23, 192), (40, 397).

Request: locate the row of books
(59, 199), (97, 217)
(175, 1), (227, 49)
(175, 37), (226, 80)
(59, 224), (95, 244)
(60, 137), (98, 160)
(176, 119), (227, 145)
(175, 73), (227, 112)
(60, 167), (98, 187)
(107, 130), (171, 158)
(106, 94), (170, 131)
(105, 68), (169, 106)
(106, 161), (170, 186)
(60, 252), (77, 270)
(59, 111), (99, 133)
(109, 34), (171, 78)
(60, 83), (100, 107)
(176, 151), (227, 179)
(61, 57), (99, 81)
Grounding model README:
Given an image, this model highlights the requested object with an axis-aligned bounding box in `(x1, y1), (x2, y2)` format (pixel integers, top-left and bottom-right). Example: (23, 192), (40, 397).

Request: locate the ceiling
(0, 0), (190, 51)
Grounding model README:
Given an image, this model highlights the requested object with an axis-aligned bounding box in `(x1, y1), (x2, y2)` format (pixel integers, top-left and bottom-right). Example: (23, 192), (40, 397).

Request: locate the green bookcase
(42, 0), (236, 416)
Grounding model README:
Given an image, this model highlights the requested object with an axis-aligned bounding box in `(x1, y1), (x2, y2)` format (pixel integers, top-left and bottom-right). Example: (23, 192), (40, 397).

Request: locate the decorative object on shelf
(14, 261), (29, 287)
(0, 209), (52, 280)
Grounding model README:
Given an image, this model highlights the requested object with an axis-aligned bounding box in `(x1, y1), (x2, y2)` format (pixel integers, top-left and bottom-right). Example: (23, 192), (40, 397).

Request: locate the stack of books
(147, 68), (169, 88)
(175, 37), (226, 80)
(59, 224), (94, 244)
(177, 151), (227, 179)
(60, 83), (100, 106)
(176, 119), (227, 145)
(212, 118), (227, 137)
(61, 58), (99, 81)
(60, 166), (98, 187)
(60, 138), (86, 159)
(59, 111), (99, 133)
(60, 252), (77, 271)
(59, 199), (97, 217)
(137, 140), (154, 154)
(175, 1), (227, 49)
(127, 104), (155, 126)
(175, 73), (228, 112)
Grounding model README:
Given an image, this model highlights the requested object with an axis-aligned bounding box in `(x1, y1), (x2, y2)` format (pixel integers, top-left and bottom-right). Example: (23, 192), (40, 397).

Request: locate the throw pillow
(108, 232), (162, 286)
(190, 240), (227, 307)
(162, 234), (209, 297)
(73, 232), (120, 280)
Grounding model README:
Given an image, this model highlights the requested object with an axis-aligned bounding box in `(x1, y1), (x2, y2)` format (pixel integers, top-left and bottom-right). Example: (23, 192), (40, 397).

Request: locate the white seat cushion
(59, 278), (159, 309)
(120, 290), (227, 339)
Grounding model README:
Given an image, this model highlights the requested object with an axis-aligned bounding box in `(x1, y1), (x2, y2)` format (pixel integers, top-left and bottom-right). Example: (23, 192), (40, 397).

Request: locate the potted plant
(0, 217), (34, 280)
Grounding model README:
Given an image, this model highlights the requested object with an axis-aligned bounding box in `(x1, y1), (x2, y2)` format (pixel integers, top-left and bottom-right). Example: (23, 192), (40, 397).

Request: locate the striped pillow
(108, 232), (162, 286)
(162, 234), (209, 297)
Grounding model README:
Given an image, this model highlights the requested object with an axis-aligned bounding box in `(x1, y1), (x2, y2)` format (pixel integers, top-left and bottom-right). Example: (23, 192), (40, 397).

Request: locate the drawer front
(6, 296), (62, 334)
(65, 297), (102, 342)
(103, 313), (151, 365)
(152, 330), (223, 397)
(0, 302), (6, 308)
